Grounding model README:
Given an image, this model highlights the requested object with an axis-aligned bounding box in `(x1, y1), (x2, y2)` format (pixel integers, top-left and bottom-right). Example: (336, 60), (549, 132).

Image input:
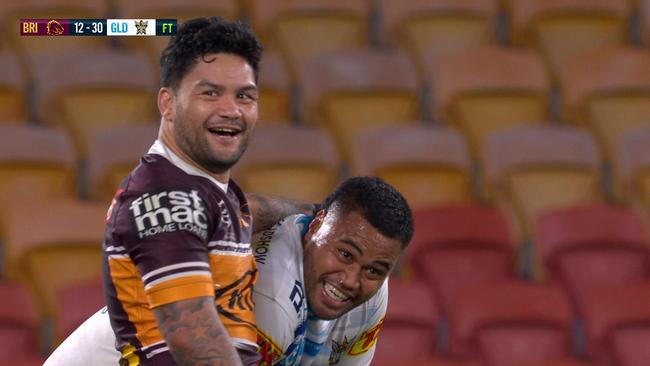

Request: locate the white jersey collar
(148, 139), (229, 193)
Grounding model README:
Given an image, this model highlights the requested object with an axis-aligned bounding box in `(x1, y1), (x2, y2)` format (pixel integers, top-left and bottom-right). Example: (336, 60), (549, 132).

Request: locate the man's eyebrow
(342, 239), (363, 256)
(194, 80), (258, 92)
(342, 239), (392, 272)
(372, 260), (391, 272)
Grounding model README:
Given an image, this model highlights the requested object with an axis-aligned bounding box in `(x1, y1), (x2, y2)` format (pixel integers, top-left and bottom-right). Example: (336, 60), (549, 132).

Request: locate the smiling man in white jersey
(45, 177), (414, 365)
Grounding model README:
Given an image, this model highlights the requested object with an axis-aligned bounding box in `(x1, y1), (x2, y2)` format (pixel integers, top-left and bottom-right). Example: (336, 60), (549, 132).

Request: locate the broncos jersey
(254, 215), (387, 366)
(103, 140), (257, 365)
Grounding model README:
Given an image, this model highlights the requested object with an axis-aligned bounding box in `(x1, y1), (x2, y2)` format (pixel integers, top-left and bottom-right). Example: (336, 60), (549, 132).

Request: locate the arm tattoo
(154, 296), (243, 366)
(247, 193), (317, 233)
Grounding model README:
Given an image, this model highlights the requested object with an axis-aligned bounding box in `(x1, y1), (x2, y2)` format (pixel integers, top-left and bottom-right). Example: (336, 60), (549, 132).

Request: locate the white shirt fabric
(45, 215), (387, 366)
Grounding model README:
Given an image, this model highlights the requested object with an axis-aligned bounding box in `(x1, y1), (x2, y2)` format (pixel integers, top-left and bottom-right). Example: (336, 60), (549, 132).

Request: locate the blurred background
(1, 0), (650, 365)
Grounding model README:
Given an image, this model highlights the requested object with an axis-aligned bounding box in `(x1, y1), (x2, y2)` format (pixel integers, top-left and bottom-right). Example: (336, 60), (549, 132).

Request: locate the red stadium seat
(484, 124), (603, 274)
(54, 279), (105, 343)
(448, 281), (574, 366)
(373, 279), (438, 366)
(582, 284), (650, 364)
(408, 205), (515, 316)
(536, 205), (650, 313)
(0, 280), (43, 364)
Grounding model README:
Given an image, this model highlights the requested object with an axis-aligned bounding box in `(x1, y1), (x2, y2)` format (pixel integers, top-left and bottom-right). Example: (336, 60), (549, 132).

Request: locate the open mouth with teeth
(207, 126), (241, 137)
(323, 282), (351, 303)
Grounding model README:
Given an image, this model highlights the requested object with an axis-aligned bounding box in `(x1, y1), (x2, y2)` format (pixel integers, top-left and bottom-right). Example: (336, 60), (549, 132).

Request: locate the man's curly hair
(160, 17), (263, 89)
(321, 176), (414, 249)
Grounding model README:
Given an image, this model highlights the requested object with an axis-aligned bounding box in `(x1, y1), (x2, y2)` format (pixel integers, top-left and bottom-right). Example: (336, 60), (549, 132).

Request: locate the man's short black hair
(160, 17), (263, 89)
(321, 176), (414, 249)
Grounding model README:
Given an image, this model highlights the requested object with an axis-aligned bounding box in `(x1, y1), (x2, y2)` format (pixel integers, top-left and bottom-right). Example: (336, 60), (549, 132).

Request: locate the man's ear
(306, 209), (326, 239)
(157, 87), (175, 122)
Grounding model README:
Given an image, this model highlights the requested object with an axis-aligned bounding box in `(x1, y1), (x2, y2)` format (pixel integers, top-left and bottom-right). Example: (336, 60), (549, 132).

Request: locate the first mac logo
(129, 189), (208, 240)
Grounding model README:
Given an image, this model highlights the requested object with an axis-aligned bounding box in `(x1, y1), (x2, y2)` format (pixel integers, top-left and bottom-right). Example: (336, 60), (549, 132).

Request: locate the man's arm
(154, 296), (243, 366)
(247, 193), (318, 233)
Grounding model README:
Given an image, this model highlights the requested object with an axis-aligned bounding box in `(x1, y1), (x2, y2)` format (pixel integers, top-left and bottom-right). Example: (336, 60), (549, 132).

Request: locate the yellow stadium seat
(299, 48), (421, 162)
(248, 0), (370, 80)
(506, 0), (630, 81)
(431, 46), (551, 162)
(86, 124), (158, 202)
(233, 125), (340, 203)
(0, 124), (77, 209)
(0, 199), (106, 325)
(258, 51), (293, 123)
(33, 49), (157, 159)
(484, 125), (603, 277)
(560, 46), (650, 166)
(0, 50), (27, 123)
(616, 127), (650, 215)
(379, 0), (498, 80)
(352, 125), (473, 209)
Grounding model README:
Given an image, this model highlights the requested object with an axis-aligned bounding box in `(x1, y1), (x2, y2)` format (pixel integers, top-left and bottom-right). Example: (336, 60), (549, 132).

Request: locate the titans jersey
(103, 140), (257, 365)
(45, 214), (385, 366)
(254, 215), (387, 366)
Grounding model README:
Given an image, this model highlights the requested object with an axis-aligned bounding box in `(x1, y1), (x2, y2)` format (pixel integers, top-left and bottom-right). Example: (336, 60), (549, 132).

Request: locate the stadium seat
(258, 51), (293, 123)
(0, 0), (110, 78)
(372, 279), (439, 366)
(299, 48), (420, 162)
(484, 125), (603, 246)
(54, 279), (104, 345)
(378, 0), (498, 80)
(536, 205), (650, 314)
(86, 124), (158, 201)
(233, 125), (340, 203)
(431, 46), (550, 161)
(115, 0), (241, 68)
(506, 0), (630, 81)
(0, 124), (77, 210)
(248, 0), (370, 80)
(0, 199), (107, 325)
(516, 360), (603, 366)
(352, 126), (473, 209)
(33, 49), (157, 158)
(0, 280), (43, 365)
(582, 284), (650, 364)
(560, 46), (650, 164)
(616, 127), (650, 210)
(408, 205), (515, 316)
(448, 281), (574, 366)
(0, 49), (27, 123)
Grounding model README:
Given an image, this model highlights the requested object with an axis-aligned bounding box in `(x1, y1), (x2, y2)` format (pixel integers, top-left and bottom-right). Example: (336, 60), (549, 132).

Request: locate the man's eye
(338, 249), (352, 259)
(204, 90), (218, 96)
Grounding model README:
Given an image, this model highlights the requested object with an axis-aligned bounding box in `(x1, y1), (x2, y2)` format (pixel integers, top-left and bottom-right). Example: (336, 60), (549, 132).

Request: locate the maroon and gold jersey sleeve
(117, 187), (215, 308)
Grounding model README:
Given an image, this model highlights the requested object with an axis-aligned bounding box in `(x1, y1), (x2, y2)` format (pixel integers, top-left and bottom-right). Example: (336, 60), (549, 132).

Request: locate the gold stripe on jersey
(109, 257), (164, 346)
(146, 274), (214, 308)
(209, 253), (257, 343)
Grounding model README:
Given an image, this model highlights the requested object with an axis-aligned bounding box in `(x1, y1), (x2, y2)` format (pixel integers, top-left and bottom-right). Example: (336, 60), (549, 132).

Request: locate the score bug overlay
(20, 19), (177, 36)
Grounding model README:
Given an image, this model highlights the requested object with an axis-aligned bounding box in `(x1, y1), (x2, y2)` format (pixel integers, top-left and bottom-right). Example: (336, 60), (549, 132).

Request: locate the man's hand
(247, 193), (317, 233)
(153, 296), (243, 366)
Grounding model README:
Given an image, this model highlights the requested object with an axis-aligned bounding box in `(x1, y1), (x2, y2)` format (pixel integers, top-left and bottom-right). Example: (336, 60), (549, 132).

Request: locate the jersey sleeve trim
(146, 274), (214, 308)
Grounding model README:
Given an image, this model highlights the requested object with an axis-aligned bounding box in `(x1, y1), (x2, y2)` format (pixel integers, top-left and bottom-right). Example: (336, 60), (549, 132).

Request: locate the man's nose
(216, 95), (241, 120)
(340, 265), (361, 292)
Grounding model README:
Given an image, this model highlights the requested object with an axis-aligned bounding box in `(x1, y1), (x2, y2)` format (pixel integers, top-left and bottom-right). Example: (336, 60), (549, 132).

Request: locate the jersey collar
(148, 139), (229, 193)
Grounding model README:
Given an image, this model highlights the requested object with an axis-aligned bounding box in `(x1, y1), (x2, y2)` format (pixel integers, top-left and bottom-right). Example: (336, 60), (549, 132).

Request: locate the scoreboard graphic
(20, 19), (177, 36)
